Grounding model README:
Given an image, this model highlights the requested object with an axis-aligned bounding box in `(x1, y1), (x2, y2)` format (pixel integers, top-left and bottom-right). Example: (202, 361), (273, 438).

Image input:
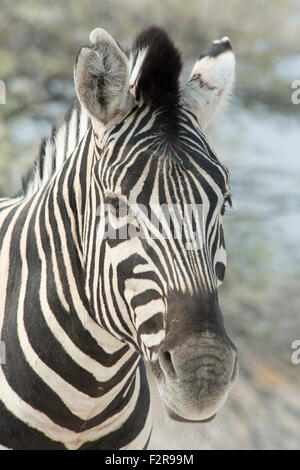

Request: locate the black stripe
(79, 360), (151, 450)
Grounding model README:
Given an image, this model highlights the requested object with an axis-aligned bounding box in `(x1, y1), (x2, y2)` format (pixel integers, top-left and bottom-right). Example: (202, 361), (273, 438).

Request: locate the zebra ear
(74, 28), (135, 125)
(181, 37), (235, 130)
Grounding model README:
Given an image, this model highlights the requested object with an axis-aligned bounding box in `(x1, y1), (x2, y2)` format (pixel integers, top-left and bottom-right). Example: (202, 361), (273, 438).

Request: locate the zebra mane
(130, 26), (182, 138)
(22, 99), (91, 196)
(22, 26), (182, 197)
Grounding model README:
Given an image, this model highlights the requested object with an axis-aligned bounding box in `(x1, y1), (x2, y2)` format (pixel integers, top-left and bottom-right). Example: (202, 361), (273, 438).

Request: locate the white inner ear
(74, 28), (135, 127)
(182, 49), (235, 129)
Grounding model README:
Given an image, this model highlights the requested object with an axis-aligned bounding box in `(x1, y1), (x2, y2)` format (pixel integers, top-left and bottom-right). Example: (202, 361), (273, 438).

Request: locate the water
(208, 103), (300, 273)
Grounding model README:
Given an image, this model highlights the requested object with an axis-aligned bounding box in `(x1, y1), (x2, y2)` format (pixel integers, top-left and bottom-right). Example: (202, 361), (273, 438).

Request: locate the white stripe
(135, 299), (165, 330)
(141, 330), (165, 348)
(0, 361), (142, 449)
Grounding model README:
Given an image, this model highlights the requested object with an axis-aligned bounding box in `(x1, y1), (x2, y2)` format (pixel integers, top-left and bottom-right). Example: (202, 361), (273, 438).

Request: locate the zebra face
(75, 27), (238, 423)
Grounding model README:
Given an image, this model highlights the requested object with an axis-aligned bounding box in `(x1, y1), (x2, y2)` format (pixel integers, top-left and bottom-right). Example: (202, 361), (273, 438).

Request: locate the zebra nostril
(159, 350), (176, 379)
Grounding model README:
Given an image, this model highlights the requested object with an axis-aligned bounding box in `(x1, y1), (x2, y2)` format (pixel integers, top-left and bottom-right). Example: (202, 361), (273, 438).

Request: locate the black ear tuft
(132, 26), (182, 140)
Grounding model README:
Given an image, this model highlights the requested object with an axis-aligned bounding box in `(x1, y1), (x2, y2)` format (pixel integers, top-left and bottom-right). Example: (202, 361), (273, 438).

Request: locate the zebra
(0, 26), (238, 450)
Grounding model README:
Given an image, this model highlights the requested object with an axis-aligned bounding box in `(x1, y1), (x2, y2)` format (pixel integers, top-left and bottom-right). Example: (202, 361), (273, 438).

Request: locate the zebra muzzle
(155, 334), (238, 422)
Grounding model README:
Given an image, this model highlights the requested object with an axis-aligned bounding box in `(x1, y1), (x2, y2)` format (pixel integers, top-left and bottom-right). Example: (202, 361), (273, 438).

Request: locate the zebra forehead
(99, 110), (229, 198)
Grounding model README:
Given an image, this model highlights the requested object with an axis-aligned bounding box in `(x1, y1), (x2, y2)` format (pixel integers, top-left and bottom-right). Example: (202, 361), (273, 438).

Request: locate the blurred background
(0, 0), (299, 449)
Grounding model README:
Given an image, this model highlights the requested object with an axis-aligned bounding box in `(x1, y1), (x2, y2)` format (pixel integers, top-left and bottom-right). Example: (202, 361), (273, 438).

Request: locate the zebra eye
(104, 195), (128, 217)
(221, 194), (232, 215)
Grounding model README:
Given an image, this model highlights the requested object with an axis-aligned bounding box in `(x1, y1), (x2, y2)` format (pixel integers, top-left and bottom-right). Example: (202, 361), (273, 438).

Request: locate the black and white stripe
(0, 26), (236, 449)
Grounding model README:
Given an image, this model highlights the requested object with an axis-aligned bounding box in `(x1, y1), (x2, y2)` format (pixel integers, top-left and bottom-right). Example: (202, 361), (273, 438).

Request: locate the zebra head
(74, 27), (238, 423)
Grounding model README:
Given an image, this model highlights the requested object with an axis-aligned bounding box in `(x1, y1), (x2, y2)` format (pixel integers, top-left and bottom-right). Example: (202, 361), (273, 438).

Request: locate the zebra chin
(157, 383), (232, 423)
(150, 333), (239, 423)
